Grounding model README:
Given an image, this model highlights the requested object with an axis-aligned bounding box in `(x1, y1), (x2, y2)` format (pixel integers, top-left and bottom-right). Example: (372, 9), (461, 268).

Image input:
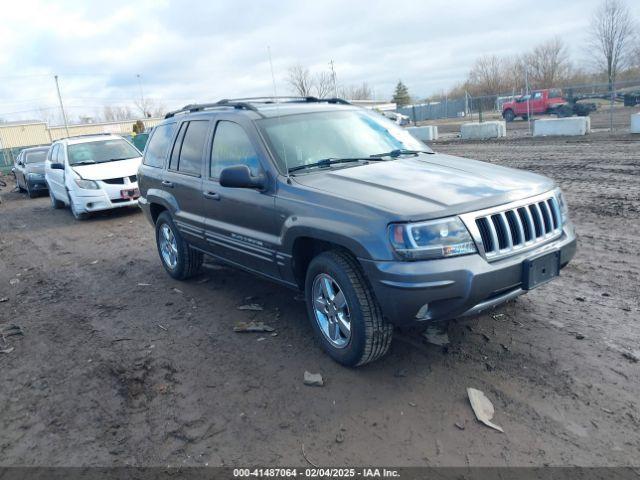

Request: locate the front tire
(49, 187), (64, 209)
(70, 197), (89, 220)
(305, 250), (393, 367)
(503, 109), (515, 122)
(155, 211), (203, 280)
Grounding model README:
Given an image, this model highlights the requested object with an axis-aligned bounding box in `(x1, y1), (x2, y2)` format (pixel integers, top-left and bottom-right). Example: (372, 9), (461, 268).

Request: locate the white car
(44, 134), (142, 220)
(381, 110), (411, 126)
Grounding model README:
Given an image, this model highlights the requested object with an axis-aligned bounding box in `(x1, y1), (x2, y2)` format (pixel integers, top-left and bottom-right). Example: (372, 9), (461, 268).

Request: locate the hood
(72, 157), (141, 181)
(292, 153), (555, 220)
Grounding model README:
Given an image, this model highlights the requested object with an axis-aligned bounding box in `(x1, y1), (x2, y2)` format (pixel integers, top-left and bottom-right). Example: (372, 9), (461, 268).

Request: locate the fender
(281, 218), (386, 261)
(145, 188), (180, 215)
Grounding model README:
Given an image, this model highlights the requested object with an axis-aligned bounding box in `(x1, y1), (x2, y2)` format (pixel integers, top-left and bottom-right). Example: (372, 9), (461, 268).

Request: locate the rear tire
(305, 250), (393, 367)
(155, 211), (203, 280)
(49, 187), (64, 209)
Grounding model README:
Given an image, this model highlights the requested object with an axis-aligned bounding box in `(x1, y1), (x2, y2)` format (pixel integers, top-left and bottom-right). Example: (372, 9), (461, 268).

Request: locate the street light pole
(329, 60), (337, 98)
(136, 74), (146, 117)
(54, 75), (70, 137)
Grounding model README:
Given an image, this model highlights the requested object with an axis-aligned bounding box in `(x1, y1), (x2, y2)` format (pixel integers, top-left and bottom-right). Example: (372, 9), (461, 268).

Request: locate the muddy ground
(0, 122), (639, 467)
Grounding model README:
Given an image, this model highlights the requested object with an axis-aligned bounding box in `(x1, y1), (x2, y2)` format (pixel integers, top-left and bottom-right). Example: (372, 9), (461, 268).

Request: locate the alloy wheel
(159, 223), (178, 270)
(311, 273), (351, 348)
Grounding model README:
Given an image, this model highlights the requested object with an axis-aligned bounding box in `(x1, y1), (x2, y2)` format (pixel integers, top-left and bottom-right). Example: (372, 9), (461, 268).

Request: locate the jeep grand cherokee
(138, 97), (576, 366)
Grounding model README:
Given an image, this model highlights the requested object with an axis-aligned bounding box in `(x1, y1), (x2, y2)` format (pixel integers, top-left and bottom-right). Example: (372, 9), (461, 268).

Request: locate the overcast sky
(1, 0), (639, 123)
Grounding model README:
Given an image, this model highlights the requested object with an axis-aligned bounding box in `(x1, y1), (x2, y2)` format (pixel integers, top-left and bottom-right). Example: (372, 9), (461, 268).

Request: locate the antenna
(267, 46), (289, 177)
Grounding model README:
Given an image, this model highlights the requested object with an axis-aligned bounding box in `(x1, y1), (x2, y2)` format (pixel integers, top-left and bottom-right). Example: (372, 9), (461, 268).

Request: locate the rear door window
(143, 123), (176, 168)
(170, 120), (209, 176)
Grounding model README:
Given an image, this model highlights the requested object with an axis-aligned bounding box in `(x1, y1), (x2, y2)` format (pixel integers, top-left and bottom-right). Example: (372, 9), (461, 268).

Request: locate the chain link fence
(398, 78), (640, 125)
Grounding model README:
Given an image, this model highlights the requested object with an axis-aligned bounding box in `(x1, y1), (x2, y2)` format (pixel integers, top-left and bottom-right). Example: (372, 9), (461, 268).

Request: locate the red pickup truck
(502, 88), (566, 122)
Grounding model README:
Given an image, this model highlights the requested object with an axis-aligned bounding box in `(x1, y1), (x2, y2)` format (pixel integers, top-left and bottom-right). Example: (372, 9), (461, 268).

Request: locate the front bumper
(26, 177), (48, 191)
(72, 183), (139, 213)
(359, 223), (577, 327)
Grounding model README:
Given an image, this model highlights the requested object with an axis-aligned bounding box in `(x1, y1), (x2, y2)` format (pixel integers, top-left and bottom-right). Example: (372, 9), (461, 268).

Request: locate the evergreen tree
(392, 80), (411, 107)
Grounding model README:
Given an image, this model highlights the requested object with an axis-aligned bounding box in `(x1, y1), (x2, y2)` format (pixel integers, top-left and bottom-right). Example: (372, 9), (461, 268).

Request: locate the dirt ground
(0, 120), (639, 467)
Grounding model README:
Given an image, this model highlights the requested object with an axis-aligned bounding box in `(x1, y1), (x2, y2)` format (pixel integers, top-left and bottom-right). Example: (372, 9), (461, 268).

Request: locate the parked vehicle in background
(382, 110), (411, 125)
(502, 88), (597, 121)
(138, 97), (576, 367)
(45, 134), (142, 220)
(502, 89), (566, 121)
(13, 146), (50, 198)
(123, 132), (150, 152)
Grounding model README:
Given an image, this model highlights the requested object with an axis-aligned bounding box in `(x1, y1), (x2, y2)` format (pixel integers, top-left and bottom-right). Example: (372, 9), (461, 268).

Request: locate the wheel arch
(288, 230), (369, 290)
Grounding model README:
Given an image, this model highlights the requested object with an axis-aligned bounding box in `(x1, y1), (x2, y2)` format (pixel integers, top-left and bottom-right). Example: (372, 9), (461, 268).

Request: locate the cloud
(1, 0), (639, 121)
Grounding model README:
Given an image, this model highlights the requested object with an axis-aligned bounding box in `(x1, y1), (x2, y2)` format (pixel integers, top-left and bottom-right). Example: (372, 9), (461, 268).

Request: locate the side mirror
(219, 165), (266, 190)
(50, 162), (65, 170)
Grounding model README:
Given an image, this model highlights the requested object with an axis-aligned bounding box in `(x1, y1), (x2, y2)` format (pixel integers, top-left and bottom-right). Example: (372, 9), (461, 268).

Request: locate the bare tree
(633, 39), (640, 70)
(133, 97), (165, 118)
(102, 105), (133, 122)
(314, 71), (333, 98)
(37, 107), (59, 126)
(589, 0), (634, 90)
(287, 64), (314, 97)
(523, 37), (571, 88)
(467, 55), (511, 95)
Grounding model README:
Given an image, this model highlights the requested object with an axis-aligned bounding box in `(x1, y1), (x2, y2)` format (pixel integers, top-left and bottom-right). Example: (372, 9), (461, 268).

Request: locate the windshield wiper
(288, 157), (384, 173)
(370, 149), (433, 158)
(72, 160), (96, 165)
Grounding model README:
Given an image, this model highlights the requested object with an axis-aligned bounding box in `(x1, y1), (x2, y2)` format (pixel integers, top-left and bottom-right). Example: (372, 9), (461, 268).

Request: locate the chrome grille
(462, 193), (563, 261)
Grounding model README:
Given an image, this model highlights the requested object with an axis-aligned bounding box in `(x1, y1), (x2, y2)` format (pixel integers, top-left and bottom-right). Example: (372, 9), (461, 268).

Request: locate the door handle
(162, 180), (174, 188)
(203, 191), (220, 200)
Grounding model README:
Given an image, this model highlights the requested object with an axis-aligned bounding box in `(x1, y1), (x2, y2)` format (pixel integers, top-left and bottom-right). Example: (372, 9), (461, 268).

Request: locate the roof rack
(164, 101), (262, 119)
(218, 96), (351, 106)
(164, 97), (351, 119)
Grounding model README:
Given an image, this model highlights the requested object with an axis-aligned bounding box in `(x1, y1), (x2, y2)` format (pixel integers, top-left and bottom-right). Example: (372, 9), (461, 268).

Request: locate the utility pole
(54, 75), (70, 137)
(329, 60), (338, 98)
(524, 67), (531, 135)
(136, 74), (146, 117)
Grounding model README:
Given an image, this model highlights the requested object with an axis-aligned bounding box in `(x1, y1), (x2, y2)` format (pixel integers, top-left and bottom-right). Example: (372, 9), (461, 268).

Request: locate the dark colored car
(138, 97), (576, 367)
(13, 146), (50, 198)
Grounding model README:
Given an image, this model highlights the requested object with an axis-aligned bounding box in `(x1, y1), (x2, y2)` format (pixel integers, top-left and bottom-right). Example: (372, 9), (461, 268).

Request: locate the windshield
(67, 139), (140, 166)
(258, 109), (431, 173)
(25, 150), (47, 164)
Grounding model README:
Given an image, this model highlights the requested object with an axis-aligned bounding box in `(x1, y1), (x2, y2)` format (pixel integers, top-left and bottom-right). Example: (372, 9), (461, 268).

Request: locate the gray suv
(138, 97), (576, 366)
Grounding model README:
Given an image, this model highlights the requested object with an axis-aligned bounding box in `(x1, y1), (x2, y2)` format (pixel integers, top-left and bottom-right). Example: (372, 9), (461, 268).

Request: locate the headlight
(556, 189), (569, 223)
(74, 178), (99, 190)
(389, 217), (477, 260)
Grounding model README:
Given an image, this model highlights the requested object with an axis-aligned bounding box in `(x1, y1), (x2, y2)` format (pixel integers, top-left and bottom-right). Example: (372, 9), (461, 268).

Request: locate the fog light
(416, 303), (430, 320)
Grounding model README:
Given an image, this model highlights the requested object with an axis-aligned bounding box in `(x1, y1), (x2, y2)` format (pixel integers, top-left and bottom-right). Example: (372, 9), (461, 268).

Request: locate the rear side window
(25, 150), (47, 164)
(170, 121), (209, 176)
(143, 123), (176, 168)
(210, 121), (260, 178)
(549, 89), (562, 99)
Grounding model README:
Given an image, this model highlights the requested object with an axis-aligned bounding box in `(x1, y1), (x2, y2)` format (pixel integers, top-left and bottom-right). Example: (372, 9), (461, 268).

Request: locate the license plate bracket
(120, 188), (140, 200)
(522, 250), (560, 290)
